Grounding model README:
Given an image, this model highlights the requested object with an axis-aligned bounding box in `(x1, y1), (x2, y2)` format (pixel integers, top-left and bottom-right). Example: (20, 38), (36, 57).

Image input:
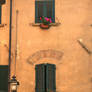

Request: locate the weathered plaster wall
(0, 0), (10, 65)
(0, 0), (92, 92)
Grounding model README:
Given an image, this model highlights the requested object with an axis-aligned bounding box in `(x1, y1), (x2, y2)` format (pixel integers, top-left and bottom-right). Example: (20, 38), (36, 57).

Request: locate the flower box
(40, 23), (50, 29)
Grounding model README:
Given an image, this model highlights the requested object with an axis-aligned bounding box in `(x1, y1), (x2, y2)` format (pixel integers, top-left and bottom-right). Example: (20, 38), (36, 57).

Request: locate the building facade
(0, 0), (92, 92)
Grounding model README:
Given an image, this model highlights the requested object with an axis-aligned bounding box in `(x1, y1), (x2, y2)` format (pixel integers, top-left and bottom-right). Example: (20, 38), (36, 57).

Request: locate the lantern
(9, 75), (19, 92)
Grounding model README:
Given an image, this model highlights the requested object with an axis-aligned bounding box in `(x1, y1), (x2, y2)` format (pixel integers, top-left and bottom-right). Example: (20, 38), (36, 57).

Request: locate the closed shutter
(0, 65), (8, 92)
(35, 1), (44, 23)
(46, 0), (55, 23)
(46, 1), (52, 18)
(35, 63), (56, 92)
(52, 0), (55, 23)
(46, 64), (56, 92)
(35, 64), (45, 92)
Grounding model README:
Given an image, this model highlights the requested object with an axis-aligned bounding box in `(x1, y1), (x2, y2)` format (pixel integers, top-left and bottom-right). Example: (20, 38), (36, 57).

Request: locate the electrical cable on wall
(14, 10), (19, 76)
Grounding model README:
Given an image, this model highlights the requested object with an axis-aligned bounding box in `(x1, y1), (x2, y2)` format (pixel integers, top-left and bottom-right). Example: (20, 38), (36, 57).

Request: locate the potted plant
(40, 16), (52, 29)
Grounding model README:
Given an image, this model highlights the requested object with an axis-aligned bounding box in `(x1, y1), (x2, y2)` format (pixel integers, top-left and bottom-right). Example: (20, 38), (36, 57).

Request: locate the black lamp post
(9, 75), (19, 92)
(8, 0), (20, 91)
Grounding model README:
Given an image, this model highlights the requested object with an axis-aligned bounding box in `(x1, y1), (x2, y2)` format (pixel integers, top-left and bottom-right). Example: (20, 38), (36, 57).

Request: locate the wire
(14, 10), (19, 76)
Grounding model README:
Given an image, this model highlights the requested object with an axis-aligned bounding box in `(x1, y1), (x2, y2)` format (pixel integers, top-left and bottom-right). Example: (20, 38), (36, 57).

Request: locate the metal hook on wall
(78, 38), (92, 55)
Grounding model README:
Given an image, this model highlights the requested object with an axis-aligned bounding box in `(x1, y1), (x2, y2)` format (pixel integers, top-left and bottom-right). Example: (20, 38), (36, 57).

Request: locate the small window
(35, 63), (56, 92)
(35, 0), (55, 23)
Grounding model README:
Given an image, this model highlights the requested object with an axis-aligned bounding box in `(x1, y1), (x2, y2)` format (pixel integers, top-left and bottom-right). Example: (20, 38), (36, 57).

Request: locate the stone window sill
(0, 24), (7, 28)
(30, 22), (61, 26)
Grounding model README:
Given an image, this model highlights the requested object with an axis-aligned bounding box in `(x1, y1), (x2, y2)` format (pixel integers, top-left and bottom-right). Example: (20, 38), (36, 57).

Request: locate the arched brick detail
(27, 49), (63, 65)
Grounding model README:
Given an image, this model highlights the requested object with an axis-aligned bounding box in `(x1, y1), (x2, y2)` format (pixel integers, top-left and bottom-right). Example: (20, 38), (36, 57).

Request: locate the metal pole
(8, 0), (13, 91)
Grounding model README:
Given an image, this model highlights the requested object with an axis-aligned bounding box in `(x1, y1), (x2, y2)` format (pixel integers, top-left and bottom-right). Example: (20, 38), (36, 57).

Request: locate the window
(35, 0), (55, 23)
(35, 63), (56, 92)
(0, 65), (8, 92)
(0, 0), (6, 24)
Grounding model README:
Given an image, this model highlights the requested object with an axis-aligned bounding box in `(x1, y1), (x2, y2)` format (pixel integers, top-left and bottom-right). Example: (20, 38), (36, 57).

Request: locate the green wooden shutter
(35, 63), (56, 92)
(46, 1), (52, 18)
(35, 64), (45, 92)
(0, 5), (1, 24)
(0, 65), (8, 92)
(35, 1), (44, 23)
(35, 1), (38, 23)
(46, 0), (55, 23)
(43, 1), (47, 17)
(52, 0), (55, 23)
(46, 64), (56, 92)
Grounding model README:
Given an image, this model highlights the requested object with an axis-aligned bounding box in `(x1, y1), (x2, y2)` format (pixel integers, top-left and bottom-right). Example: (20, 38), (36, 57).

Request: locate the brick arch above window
(27, 49), (63, 65)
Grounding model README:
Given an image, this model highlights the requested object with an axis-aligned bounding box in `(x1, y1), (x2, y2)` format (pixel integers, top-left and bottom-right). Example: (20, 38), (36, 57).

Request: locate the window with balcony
(35, 0), (55, 23)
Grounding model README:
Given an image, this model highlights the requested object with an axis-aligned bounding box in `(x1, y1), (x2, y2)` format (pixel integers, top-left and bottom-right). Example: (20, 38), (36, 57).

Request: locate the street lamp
(9, 75), (19, 92)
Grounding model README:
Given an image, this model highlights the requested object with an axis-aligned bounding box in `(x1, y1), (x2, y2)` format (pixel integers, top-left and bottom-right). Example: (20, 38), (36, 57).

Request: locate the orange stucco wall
(0, 0), (92, 92)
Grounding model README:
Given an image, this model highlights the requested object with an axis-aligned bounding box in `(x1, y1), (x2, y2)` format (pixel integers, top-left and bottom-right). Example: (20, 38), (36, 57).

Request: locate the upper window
(35, 0), (55, 23)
